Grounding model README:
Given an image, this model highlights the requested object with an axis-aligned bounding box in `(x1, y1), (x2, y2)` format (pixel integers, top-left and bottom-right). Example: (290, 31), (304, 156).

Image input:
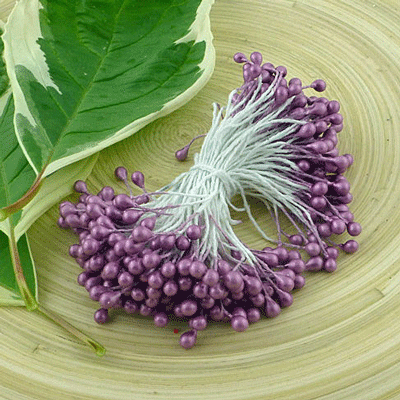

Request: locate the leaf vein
(0, 163), (11, 207)
(7, 163), (31, 186)
(78, 45), (197, 114)
(2, 142), (21, 164)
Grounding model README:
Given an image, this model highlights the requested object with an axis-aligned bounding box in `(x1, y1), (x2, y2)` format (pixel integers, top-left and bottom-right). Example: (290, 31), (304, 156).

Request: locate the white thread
(147, 76), (313, 264)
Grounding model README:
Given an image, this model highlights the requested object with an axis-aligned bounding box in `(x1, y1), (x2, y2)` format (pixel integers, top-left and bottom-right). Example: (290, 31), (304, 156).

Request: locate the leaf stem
(0, 174), (44, 221)
(37, 305), (106, 356)
(8, 225), (38, 311)
(8, 222), (106, 356)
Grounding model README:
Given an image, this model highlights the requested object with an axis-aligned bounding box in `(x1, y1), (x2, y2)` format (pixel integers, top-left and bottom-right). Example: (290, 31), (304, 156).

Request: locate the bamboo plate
(1, 1), (400, 399)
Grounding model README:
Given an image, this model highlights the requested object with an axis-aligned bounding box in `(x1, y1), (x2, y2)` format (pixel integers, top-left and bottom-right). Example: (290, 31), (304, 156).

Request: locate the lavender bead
(131, 171), (145, 188)
(347, 222), (362, 236)
(114, 166), (128, 181)
(94, 308), (108, 324)
(190, 315), (207, 331)
(200, 296), (215, 309)
(178, 276), (192, 291)
(342, 240), (359, 253)
(186, 225), (202, 240)
(177, 259), (191, 276)
(247, 308), (261, 323)
(224, 270), (244, 292)
(175, 235), (190, 250)
(181, 300), (197, 317)
(180, 330), (197, 349)
(154, 312), (168, 327)
(231, 315), (249, 332)
(202, 269), (220, 287)
(124, 300), (139, 314)
(163, 280), (178, 297)
(193, 282), (208, 299)
(161, 262), (176, 278)
(265, 297), (281, 318)
(189, 261), (207, 279)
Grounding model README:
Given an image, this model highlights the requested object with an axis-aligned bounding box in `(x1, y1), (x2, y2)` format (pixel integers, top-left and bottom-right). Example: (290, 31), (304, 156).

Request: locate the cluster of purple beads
(231, 52), (361, 272)
(58, 53), (361, 349)
(58, 167), (308, 349)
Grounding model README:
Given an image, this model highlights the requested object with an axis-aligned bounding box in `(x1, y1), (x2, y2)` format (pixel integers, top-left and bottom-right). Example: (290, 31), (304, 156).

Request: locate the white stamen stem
(143, 77), (315, 266)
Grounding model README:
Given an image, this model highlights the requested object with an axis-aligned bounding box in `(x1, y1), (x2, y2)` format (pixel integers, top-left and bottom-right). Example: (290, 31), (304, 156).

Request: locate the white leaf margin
(3, 0), (216, 178)
(2, 0), (61, 175)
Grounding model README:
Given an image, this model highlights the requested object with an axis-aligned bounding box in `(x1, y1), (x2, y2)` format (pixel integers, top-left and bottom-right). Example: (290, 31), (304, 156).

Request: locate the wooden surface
(1, 1), (400, 399)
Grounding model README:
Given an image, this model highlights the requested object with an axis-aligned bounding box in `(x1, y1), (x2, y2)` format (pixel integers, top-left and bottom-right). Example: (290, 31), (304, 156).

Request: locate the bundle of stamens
(58, 52), (360, 349)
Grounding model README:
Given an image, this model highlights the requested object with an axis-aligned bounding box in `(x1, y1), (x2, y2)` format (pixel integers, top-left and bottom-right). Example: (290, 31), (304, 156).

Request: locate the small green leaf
(4, 0), (215, 179)
(0, 229), (37, 306)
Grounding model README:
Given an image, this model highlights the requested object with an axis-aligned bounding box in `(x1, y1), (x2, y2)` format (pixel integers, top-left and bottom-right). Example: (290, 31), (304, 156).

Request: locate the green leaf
(0, 26), (97, 305)
(0, 229), (37, 306)
(0, 24), (38, 306)
(3, 0), (215, 179)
